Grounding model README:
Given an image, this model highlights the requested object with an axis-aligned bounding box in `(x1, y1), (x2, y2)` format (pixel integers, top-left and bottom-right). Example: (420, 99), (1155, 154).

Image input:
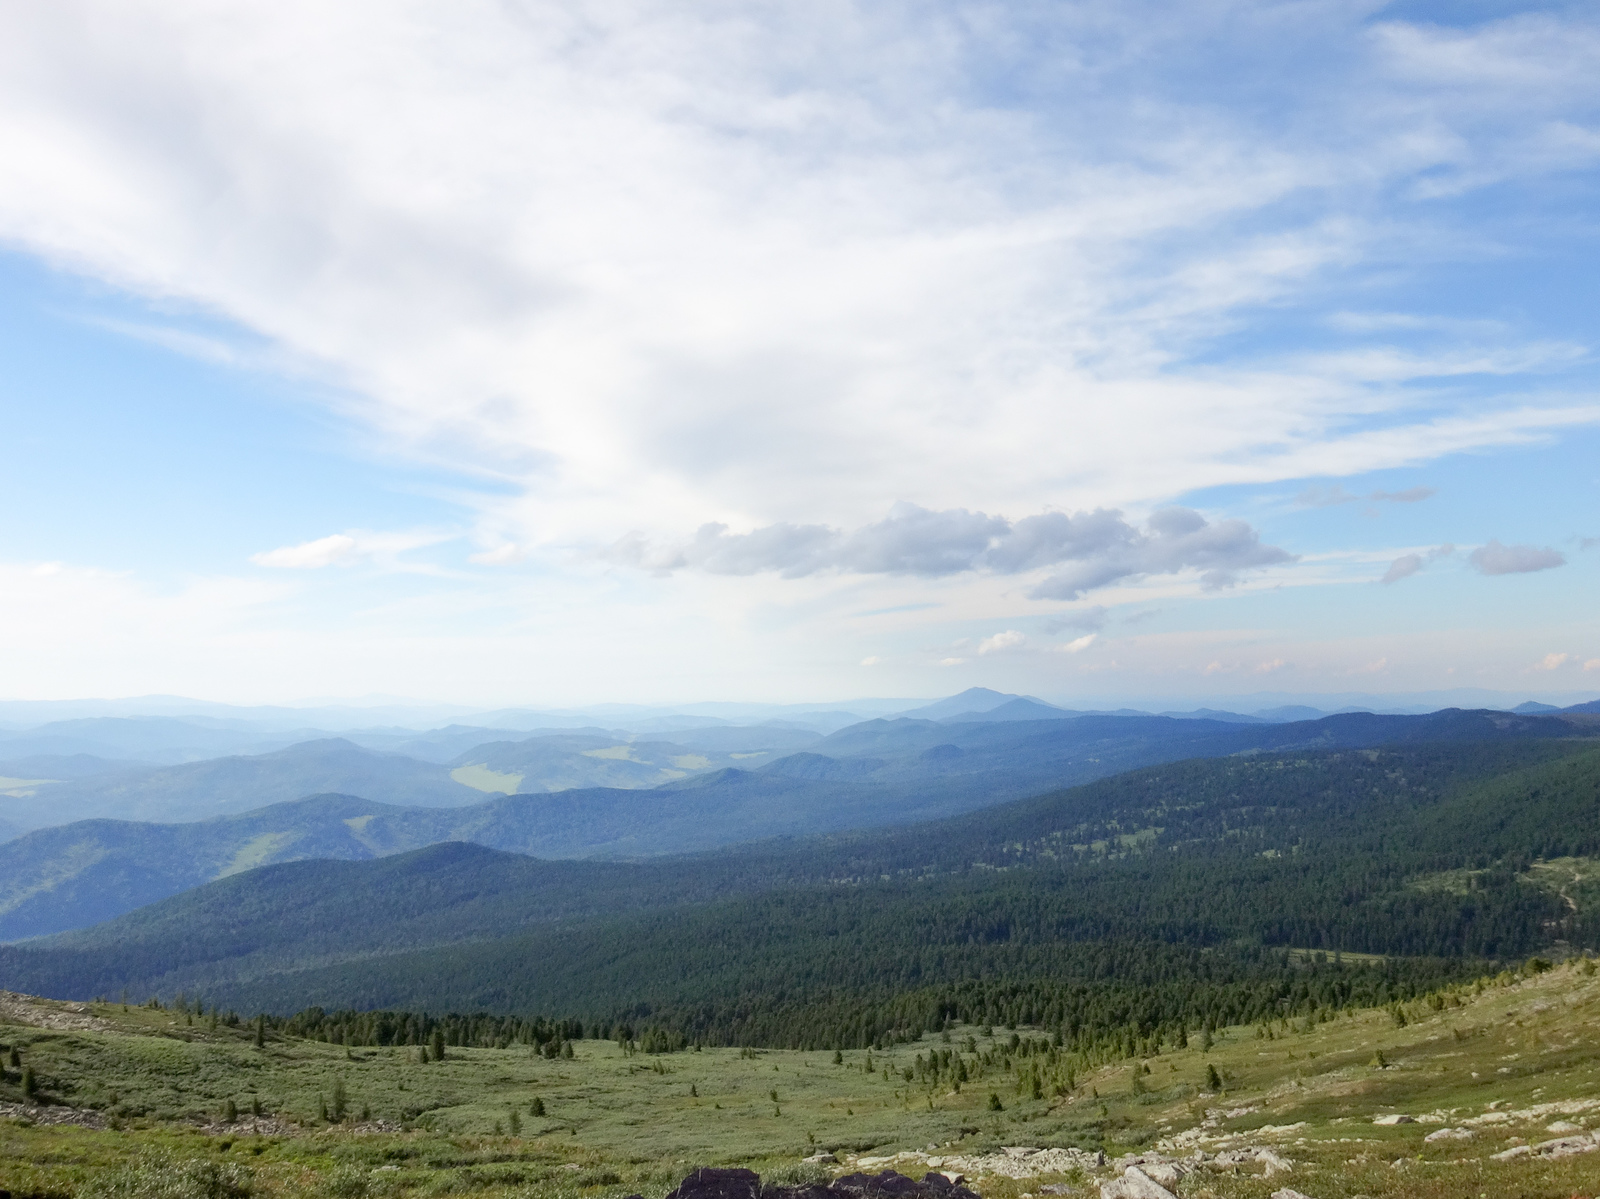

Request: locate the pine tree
(530, 1097), (546, 1117)
(1205, 1064), (1222, 1091)
(254, 1015), (266, 1049)
(431, 1028), (446, 1062)
(22, 1066), (37, 1099)
(332, 1076), (347, 1121)
(509, 1109), (522, 1136)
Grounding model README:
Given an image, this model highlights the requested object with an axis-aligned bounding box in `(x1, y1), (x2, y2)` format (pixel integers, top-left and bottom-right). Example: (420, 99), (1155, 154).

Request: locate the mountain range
(2, 704), (1595, 942)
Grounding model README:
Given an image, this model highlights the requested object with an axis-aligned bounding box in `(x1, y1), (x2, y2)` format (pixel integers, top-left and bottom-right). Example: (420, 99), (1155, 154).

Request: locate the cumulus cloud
(616, 503), (1293, 599)
(1057, 634), (1098, 654)
(978, 630), (1026, 655)
(1468, 540), (1566, 575)
(1536, 652), (1571, 670)
(1380, 543), (1454, 583)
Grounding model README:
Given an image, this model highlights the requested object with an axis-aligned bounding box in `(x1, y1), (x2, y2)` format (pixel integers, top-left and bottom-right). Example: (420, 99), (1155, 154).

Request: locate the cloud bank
(615, 504), (1293, 599)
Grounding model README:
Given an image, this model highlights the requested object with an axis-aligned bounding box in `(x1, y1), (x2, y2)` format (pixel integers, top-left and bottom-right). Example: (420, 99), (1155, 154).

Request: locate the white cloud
(859, 655), (883, 667)
(468, 544), (523, 566)
(1057, 634), (1097, 654)
(252, 534), (359, 569)
(1586, 659), (1600, 672)
(1536, 652), (1571, 671)
(977, 630), (1026, 655)
(0, 0), (1596, 566)
(1469, 540), (1566, 576)
(251, 529), (454, 571)
(619, 503), (1293, 599)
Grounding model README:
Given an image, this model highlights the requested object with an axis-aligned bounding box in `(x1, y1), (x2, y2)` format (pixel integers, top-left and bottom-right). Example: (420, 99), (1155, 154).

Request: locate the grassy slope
(4, 958), (1600, 1199)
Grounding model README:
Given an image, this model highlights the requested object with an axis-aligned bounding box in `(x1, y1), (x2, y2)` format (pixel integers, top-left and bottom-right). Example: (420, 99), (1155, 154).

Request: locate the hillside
(0, 738), (488, 830)
(7, 739), (1597, 1021)
(3, 955), (1600, 1199)
(5, 709), (1594, 942)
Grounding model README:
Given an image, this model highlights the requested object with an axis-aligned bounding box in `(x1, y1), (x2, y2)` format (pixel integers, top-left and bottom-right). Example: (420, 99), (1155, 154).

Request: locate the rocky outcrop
(661, 1168), (983, 1199)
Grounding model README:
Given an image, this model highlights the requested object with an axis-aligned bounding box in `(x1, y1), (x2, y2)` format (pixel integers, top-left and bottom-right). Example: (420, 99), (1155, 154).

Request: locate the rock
(1423, 1128), (1473, 1143)
(804, 1155), (839, 1166)
(1528, 1133), (1600, 1159)
(1546, 1121), (1581, 1134)
(1269, 1190), (1316, 1199)
(1136, 1163), (1183, 1186)
(669, 1168), (763, 1199)
(1100, 1167), (1177, 1199)
(1491, 1146), (1531, 1161)
(1371, 1114), (1414, 1126)
(1256, 1150), (1292, 1176)
(826, 1171), (980, 1199)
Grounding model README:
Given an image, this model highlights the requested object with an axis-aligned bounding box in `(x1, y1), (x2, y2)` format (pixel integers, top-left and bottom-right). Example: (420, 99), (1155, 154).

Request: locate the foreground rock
(664, 1168), (983, 1199)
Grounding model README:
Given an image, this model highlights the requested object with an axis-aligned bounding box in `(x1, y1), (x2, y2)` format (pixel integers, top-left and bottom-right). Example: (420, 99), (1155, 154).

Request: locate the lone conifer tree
(255, 1015), (266, 1049)
(430, 1028), (446, 1062)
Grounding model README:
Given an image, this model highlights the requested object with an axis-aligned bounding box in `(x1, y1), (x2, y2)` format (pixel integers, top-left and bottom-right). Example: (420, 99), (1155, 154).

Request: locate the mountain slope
(6, 708), (1596, 941)
(0, 738), (487, 830)
(6, 738), (1596, 1013)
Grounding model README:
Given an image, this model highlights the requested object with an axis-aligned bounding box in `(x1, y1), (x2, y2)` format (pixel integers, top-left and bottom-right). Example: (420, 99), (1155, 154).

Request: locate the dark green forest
(5, 738), (1597, 1056)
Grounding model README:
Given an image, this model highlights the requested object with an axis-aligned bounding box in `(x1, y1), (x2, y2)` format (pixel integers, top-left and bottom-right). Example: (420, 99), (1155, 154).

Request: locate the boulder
(1099, 1167), (1177, 1199)
(669, 1169), (763, 1199)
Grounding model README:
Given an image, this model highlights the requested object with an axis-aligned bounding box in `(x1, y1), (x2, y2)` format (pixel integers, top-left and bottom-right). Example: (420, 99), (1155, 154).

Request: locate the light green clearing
(450, 765), (527, 794)
(729, 752), (769, 760)
(669, 755), (712, 770)
(581, 746), (641, 762)
(218, 833), (302, 878)
(0, 776), (53, 797)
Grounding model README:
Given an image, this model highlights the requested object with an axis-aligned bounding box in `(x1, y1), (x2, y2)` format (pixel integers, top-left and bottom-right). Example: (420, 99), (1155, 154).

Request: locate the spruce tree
(431, 1029), (446, 1062)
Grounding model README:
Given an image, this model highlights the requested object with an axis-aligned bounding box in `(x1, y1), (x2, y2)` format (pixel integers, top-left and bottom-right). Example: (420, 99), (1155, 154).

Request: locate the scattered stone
(1491, 1146), (1532, 1162)
(1269, 1190), (1317, 1199)
(0, 1102), (109, 1130)
(1099, 1168), (1176, 1199)
(1371, 1114), (1414, 1126)
(0, 991), (113, 1033)
(1546, 1121), (1581, 1133)
(1524, 1132), (1600, 1160)
(1423, 1128), (1473, 1143)
(1256, 1150), (1292, 1176)
(804, 1155), (839, 1166)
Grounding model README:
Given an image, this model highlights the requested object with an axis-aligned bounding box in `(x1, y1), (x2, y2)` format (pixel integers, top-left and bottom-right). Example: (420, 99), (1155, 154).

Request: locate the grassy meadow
(4, 956), (1600, 1199)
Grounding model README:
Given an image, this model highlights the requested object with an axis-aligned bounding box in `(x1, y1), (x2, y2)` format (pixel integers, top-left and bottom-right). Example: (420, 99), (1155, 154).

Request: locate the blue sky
(0, 0), (1596, 707)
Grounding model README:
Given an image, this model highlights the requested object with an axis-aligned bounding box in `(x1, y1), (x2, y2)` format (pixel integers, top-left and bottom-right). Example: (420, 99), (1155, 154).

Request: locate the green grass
(5, 958), (1600, 1199)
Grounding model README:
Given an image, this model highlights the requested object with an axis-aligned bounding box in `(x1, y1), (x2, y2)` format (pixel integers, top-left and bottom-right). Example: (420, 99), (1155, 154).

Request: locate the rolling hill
(5, 737), (1596, 1019)
(0, 738), (489, 831)
(4, 707), (1595, 941)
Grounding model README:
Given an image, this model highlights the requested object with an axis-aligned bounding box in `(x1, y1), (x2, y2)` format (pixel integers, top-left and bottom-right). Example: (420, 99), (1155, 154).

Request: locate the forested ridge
(4, 739), (1597, 1055)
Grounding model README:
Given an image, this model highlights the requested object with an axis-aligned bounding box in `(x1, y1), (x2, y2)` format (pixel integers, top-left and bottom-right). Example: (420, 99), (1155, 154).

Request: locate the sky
(0, 0), (1598, 709)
